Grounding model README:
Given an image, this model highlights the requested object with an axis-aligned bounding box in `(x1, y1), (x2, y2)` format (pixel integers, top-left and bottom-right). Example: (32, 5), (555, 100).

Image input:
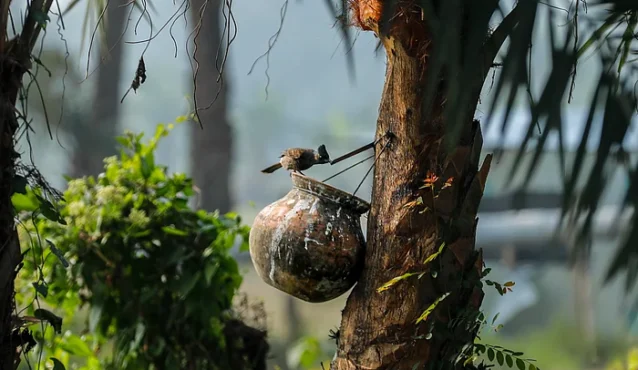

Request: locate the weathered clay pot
(249, 173), (369, 302)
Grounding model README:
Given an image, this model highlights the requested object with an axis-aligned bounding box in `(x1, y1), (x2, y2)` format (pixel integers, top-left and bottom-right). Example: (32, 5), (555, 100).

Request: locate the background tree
(69, 0), (128, 177)
(189, 0), (233, 212)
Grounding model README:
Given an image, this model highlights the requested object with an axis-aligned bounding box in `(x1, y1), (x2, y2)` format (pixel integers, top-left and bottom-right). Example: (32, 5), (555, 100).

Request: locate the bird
(261, 145), (330, 175)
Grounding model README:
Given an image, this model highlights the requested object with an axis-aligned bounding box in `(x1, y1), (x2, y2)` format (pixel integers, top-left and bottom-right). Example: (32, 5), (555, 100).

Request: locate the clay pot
(249, 173), (369, 303)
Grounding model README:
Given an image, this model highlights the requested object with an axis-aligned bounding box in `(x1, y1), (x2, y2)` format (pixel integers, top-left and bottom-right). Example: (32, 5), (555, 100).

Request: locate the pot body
(249, 173), (369, 302)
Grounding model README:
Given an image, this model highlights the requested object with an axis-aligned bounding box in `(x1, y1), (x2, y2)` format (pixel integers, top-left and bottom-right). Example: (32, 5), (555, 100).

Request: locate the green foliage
(472, 343), (538, 370)
(461, 269), (540, 370)
(605, 345), (638, 370)
(286, 336), (330, 370)
(375, 254), (541, 370)
(16, 122), (251, 369)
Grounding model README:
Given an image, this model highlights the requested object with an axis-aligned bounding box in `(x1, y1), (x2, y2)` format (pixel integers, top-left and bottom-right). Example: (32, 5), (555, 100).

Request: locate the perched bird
(261, 145), (330, 175)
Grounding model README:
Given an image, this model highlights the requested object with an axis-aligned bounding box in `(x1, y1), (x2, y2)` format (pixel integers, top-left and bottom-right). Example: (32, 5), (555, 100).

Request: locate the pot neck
(291, 173), (370, 215)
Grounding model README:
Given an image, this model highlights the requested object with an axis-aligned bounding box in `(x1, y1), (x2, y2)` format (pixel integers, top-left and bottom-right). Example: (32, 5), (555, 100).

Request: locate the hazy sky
(18, 0), (638, 189)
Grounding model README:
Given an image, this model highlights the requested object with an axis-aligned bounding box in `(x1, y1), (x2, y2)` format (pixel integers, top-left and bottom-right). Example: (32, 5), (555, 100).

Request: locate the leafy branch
(481, 267), (516, 296)
(473, 343), (539, 370)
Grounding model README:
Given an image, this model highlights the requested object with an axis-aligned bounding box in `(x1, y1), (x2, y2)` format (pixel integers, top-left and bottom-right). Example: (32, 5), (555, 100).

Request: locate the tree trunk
(571, 246), (597, 364)
(0, 105), (22, 370)
(0, 32), (43, 370)
(189, 0), (232, 213)
(331, 5), (492, 370)
(71, 0), (127, 177)
(285, 296), (303, 343)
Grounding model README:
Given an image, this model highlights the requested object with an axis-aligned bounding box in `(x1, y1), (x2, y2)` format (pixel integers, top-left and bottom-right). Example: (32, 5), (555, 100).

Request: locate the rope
(322, 154), (375, 183)
(352, 139), (390, 197)
(321, 130), (394, 197)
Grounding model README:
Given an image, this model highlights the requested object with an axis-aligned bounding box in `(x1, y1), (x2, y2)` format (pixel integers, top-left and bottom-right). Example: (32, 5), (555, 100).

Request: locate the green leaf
(412, 362), (421, 370)
(377, 272), (418, 293)
(132, 321), (146, 351)
(12, 175), (28, 194)
(423, 242), (446, 264)
(58, 334), (93, 357)
(415, 292), (450, 324)
(529, 364), (538, 370)
(33, 281), (48, 298)
(491, 312), (500, 325)
(204, 262), (219, 285)
(141, 153), (155, 179)
(516, 358), (526, 370)
(617, 13), (637, 74)
(34, 308), (62, 334)
(239, 240), (250, 252)
(162, 226), (189, 236)
(506, 354), (514, 367)
(50, 358), (66, 370)
(38, 196), (65, 224)
(286, 336), (323, 369)
(11, 193), (39, 212)
(46, 240), (69, 268)
(497, 351), (504, 366)
(487, 348), (495, 361)
(178, 271), (201, 298)
(116, 136), (132, 148)
(474, 343), (485, 354)
(577, 12), (623, 58)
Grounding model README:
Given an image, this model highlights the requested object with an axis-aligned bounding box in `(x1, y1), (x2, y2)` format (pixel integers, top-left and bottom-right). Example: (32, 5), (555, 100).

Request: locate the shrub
(16, 122), (266, 370)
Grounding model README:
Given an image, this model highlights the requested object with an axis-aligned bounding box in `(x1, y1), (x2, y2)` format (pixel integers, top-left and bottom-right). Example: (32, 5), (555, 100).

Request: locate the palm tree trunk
(331, 5), (492, 370)
(71, 0), (127, 177)
(189, 0), (232, 213)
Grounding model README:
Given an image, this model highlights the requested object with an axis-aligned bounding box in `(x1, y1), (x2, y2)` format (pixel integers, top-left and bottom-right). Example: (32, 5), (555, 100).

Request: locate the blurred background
(16, 0), (638, 369)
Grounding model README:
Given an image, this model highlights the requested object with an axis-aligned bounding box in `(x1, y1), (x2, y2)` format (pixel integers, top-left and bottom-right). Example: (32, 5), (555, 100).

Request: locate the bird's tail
(261, 162), (282, 174)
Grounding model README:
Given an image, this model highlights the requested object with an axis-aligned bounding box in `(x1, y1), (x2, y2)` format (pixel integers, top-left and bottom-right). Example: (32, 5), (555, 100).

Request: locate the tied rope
(322, 131), (393, 197)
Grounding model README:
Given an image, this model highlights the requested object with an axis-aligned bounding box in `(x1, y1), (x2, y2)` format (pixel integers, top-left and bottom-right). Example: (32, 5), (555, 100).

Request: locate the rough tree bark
(0, 2), (52, 368)
(190, 0), (232, 213)
(331, 2), (493, 370)
(71, 0), (127, 177)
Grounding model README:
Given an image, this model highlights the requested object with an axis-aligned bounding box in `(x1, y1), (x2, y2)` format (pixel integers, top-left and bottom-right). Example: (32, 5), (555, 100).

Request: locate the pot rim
(291, 172), (370, 214)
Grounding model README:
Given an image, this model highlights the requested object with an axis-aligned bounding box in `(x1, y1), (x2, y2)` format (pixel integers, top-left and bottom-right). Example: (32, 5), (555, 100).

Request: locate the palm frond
(361, 0), (638, 290)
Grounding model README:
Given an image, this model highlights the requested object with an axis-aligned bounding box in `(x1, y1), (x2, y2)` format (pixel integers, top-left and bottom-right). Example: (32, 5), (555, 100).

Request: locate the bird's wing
(283, 148), (305, 160)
